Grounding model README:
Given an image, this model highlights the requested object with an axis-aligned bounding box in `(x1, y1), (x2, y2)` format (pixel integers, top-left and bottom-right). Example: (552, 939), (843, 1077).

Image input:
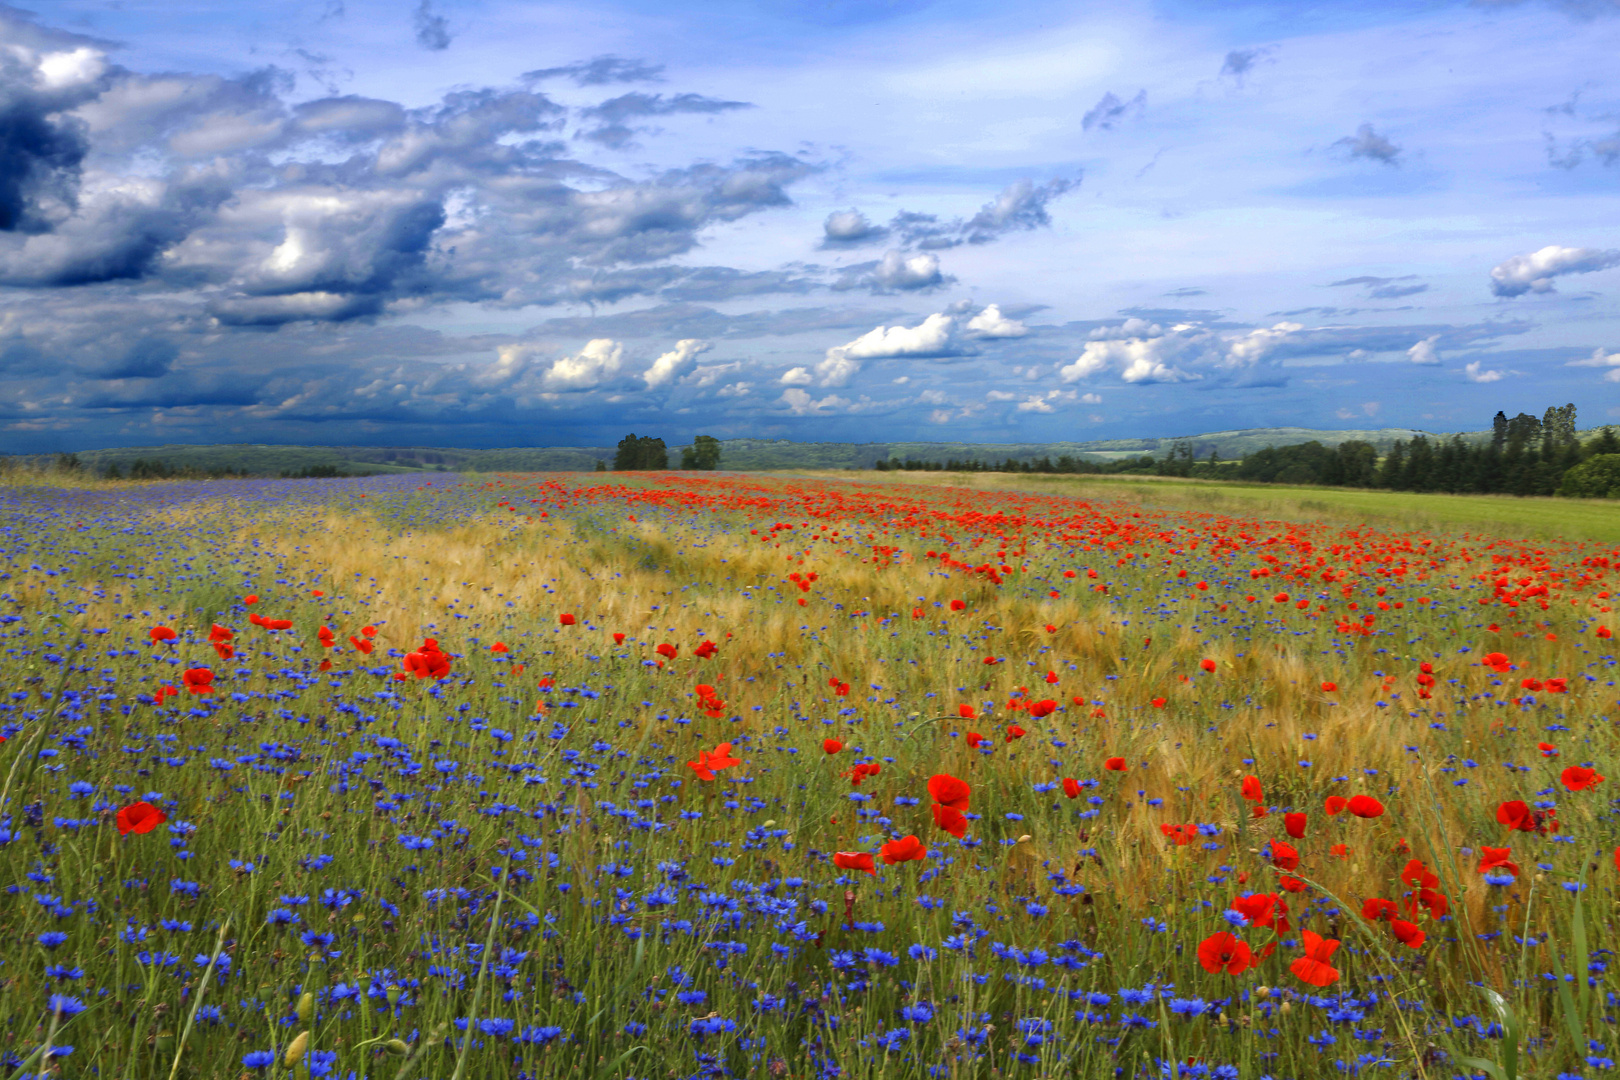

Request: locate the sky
(3, 0), (1620, 453)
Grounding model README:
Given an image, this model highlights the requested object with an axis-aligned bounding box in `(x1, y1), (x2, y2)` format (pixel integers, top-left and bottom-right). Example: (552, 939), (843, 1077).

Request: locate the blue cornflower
(242, 1050), (276, 1069)
(1169, 997), (1209, 1018)
(49, 994), (87, 1017)
(266, 908), (300, 926)
(899, 1002), (935, 1024)
(38, 932), (68, 949)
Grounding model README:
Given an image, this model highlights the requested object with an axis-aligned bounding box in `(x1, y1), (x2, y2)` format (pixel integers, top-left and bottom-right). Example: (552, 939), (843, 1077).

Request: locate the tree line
(605, 434), (722, 471)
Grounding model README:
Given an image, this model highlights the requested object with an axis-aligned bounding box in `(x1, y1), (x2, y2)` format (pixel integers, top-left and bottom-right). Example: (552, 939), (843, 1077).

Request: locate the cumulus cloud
(1082, 90), (1145, 132)
(1463, 359), (1509, 382)
(1060, 336), (1199, 384)
(820, 209), (888, 248)
(642, 338), (711, 387)
(779, 387), (850, 414)
(1489, 245), (1620, 296)
(1407, 335), (1441, 365)
(542, 338), (624, 390)
(1567, 346), (1620, 381)
(837, 249), (950, 293)
(965, 304), (1027, 338)
(1334, 123), (1402, 165)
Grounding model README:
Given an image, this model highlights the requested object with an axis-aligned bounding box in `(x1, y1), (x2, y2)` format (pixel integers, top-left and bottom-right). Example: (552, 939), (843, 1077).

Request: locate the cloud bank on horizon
(3, 0), (1620, 453)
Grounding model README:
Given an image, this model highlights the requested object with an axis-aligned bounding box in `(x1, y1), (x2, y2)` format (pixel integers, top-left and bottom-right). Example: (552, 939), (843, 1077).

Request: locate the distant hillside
(28, 424), (1612, 477)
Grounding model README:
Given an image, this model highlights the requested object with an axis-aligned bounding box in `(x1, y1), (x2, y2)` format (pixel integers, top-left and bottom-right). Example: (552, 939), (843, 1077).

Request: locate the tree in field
(681, 435), (722, 470)
(1558, 454), (1620, 499)
(613, 434), (668, 470)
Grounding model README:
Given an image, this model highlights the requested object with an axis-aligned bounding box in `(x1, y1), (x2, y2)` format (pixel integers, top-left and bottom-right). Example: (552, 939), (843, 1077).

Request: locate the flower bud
(296, 991), (315, 1022)
(386, 984), (403, 1005)
(385, 1038), (410, 1056)
(284, 1031), (310, 1066)
(1254, 986), (1270, 999)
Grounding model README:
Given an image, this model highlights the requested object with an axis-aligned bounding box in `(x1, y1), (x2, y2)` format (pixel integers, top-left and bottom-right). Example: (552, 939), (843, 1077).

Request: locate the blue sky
(3, 0), (1620, 453)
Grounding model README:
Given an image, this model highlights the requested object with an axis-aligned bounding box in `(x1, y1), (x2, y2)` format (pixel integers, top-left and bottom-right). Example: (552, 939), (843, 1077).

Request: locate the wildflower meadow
(1, 469), (1616, 1080)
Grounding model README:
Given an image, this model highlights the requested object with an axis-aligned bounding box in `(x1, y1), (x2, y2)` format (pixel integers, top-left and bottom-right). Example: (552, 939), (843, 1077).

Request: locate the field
(0, 470), (1615, 1080)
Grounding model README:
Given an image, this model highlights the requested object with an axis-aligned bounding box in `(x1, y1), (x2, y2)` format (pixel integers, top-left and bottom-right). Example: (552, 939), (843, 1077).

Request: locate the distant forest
(874, 405), (1620, 499)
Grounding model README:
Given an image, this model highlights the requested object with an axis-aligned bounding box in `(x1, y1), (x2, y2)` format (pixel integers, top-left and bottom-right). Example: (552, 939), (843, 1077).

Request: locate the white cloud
(928, 408), (953, 424)
(815, 311), (968, 386)
(1489, 245), (1620, 297)
(543, 338), (624, 390)
(1060, 336), (1198, 384)
(642, 338), (711, 387)
(780, 388), (850, 414)
(1226, 322), (1302, 366)
(965, 303), (1027, 338)
(873, 249), (945, 290)
(1016, 395), (1056, 412)
(716, 381), (751, 397)
(1088, 317), (1162, 340)
(1407, 335), (1441, 365)
(1080, 392), (1102, 404)
(1463, 360), (1507, 383)
(779, 366), (813, 386)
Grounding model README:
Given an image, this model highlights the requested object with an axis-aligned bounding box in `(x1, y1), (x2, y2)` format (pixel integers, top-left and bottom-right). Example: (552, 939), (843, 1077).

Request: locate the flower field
(0, 469), (1616, 1080)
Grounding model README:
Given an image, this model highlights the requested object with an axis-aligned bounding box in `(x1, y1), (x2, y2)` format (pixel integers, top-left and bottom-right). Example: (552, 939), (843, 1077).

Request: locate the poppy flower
(1362, 898), (1398, 922)
(1268, 841), (1300, 871)
(1481, 651), (1513, 673)
(1496, 799), (1534, 831)
(181, 668), (214, 695)
(687, 743), (741, 782)
(1230, 893), (1279, 930)
(613, 633), (626, 645)
(362, 625), (377, 637)
(559, 613), (576, 626)
(957, 704), (976, 719)
(1478, 847), (1520, 878)
(149, 626), (177, 643)
(656, 643), (678, 660)
(1324, 795), (1348, 816)
(1537, 742), (1558, 757)
(1240, 775), (1263, 802)
(1544, 677), (1567, 694)
(912, 607), (924, 619)
(209, 624), (234, 643)
(403, 640), (451, 680)
(1347, 795), (1384, 818)
(1150, 697), (1167, 708)
(1289, 931), (1341, 987)
(262, 618), (293, 631)
(490, 642), (509, 653)
(117, 801), (167, 836)
(1320, 681), (1337, 692)
(1598, 626), (1612, 639)
(1279, 875), (1308, 893)
(949, 600), (966, 612)
(1197, 932), (1252, 974)
(1027, 700), (1057, 718)
(823, 738), (843, 755)
(243, 594), (258, 605)
(1104, 757), (1127, 772)
(1561, 765), (1605, 791)
(349, 635), (374, 655)
(1160, 824), (1197, 846)
(880, 835), (926, 864)
(1200, 658), (1217, 673)
(1061, 777), (1080, 799)
(1391, 919), (1426, 949)
(1284, 812), (1306, 839)
(833, 851), (876, 876)
(1329, 843), (1349, 859)
(1045, 670), (1060, 684)
(965, 732), (984, 748)
(1004, 725), (1026, 742)
(931, 804), (968, 838)
(694, 641), (719, 659)
(928, 774), (971, 810)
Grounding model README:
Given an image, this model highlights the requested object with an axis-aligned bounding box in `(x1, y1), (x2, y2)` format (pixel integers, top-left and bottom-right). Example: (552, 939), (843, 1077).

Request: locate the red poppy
(490, 641), (509, 653)
(965, 732), (984, 748)
(209, 624), (233, 643)
(1027, 700), (1057, 718)
(349, 635), (374, 655)
(1400, 858), (1439, 889)
(928, 774), (971, 810)
(181, 668), (214, 695)
(1329, 843), (1349, 859)
(1391, 919), (1426, 949)
(1481, 651), (1513, 673)
(149, 626), (177, 643)
(1562, 765), (1606, 791)
(1268, 841), (1300, 871)
(262, 618), (293, 631)
(1200, 658), (1217, 673)
(1104, 757), (1127, 772)
(1150, 696), (1167, 708)
(1478, 847), (1520, 878)
(1320, 681), (1337, 692)
(242, 594), (259, 605)
(1279, 875), (1307, 893)
(931, 803), (968, 838)
(1197, 932), (1252, 974)
(613, 632), (626, 645)
(1241, 775), (1263, 802)
(1362, 898), (1398, 922)
(880, 835), (927, 864)
(1324, 795), (1348, 816)
(694, 641), (719, 659)
(1598, 626), (1612, 639)
(1160, 824), (1197, 846)
(958, 704), (976, 719)
(823, 738), (843, 755)
(1284, 812), (1306, 839)
(361, 625), (377, 637)
(1544, 678), (1567, 694)
(1496, 799), (1534, 831)
(912, 607), (924, 619)
(1062, 777), (1080, 799)
(949, 600), (966, 612)
(1289, 931), (1341, 987)
(116, 801), (167, 836)
(559, 613), (576, 626)
(656, 643), (678, 660)
(1347, 795), (1384, 818)
(1044, 670), (1060, 684)
(687, 742), (741, 782)
(833, 851), (876, 876)
(403, 640), (451, 680)
(1230, 892), (1285, 931)
(1004, 725), (1026, 742)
